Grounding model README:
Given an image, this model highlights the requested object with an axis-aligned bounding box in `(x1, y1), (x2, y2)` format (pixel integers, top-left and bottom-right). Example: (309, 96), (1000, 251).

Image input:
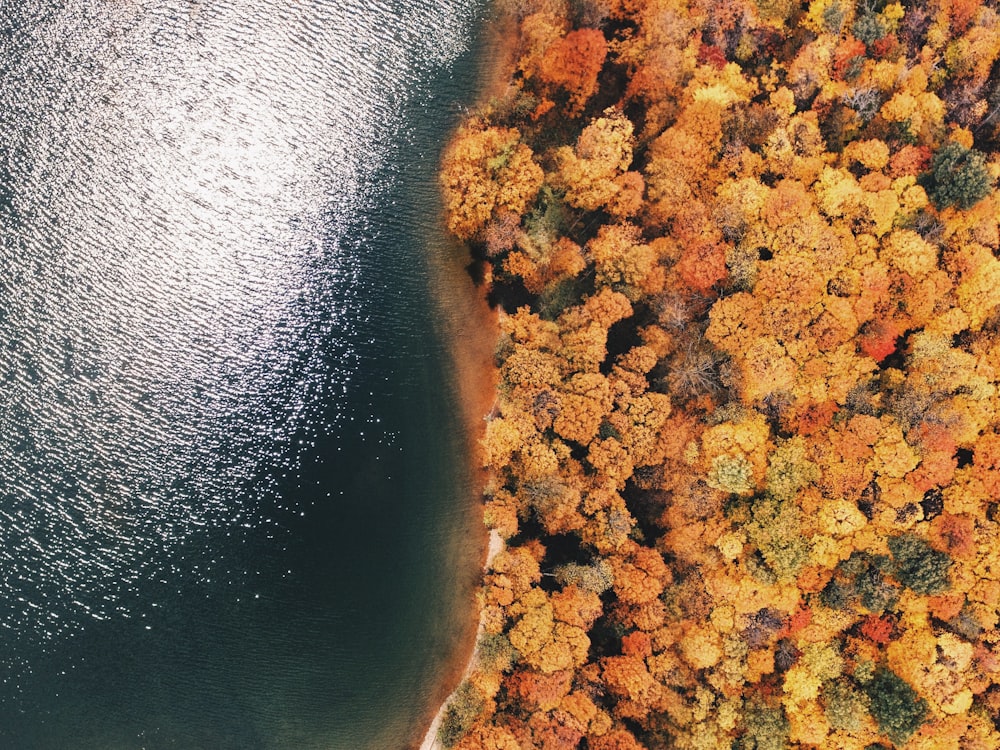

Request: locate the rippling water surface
(0, 0), (486, 746)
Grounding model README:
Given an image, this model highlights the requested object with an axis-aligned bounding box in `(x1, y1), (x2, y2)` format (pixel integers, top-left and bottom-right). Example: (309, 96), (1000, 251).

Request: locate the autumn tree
(441, 122), (544, 240)
(551, 110), (644, 218)
(537, 27), (608, 115)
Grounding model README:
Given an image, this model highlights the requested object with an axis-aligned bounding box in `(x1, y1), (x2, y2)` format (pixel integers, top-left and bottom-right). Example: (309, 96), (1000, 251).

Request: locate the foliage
(862, 668), (928, 746)
(924, 141), (994, 210)
(436, 0), (1000, 746)
(821, 552), (900, 613)
(553, 559), (614, 594)
(745, 496), (810, 582)
(440, 123), (543, 240)
(823, 678), (869, 732)
(887, 532), (952, 595)
(438, 681), (485, 748)
(738, 700), (790, 750)
(477, 632), (518, 673)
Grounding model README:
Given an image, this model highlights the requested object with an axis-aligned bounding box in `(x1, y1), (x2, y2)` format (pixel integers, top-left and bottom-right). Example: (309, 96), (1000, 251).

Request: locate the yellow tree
(441, 122), (544, 240)
(552, 110), (645, 218)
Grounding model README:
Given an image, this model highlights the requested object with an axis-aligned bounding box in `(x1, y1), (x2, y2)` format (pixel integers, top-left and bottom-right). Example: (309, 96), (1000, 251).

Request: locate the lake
(0, 0), (489, 747)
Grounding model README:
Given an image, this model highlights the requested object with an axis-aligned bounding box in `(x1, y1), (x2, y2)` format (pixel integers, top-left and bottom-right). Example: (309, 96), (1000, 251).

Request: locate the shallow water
(0, 0), (487, 746)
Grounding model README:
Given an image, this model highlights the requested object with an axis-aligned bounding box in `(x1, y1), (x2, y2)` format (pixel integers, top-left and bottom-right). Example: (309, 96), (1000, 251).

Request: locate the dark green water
(0, 0), (490, 747)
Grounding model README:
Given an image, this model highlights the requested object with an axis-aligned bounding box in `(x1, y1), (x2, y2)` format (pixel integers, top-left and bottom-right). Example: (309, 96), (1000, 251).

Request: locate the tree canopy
(439, 0), (1000, 746)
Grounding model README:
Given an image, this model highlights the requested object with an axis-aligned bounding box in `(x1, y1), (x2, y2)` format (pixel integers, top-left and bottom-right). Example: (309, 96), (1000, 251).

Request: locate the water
(0, 0), (489, 747)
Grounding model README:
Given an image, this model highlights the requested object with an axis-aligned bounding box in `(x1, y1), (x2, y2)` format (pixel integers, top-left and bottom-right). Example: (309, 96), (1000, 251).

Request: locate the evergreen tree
(925, 142), (993, 210)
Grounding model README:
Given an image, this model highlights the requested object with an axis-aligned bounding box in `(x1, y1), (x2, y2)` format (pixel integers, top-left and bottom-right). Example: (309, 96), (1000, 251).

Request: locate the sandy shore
(417, 530), (505, 750)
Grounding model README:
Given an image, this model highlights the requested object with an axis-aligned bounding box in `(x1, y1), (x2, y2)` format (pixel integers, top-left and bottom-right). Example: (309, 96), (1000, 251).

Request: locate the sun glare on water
(0, 0), (462, 645)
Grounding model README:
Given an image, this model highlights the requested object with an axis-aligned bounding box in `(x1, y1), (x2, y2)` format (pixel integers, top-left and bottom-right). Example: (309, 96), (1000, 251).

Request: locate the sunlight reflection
(0, 0), (465, 639)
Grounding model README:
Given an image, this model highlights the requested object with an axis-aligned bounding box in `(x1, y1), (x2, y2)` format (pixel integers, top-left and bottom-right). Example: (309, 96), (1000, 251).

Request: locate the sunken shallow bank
(0, 1), (491, 748)
(435, 0), (1000, 748)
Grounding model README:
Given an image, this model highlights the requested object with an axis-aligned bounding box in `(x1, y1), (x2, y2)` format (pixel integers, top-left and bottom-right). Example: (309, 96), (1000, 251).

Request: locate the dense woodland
(437, 0), (1000, 746)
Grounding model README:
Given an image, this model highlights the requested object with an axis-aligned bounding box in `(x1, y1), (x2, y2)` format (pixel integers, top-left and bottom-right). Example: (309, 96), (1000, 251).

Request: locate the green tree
(477, 632), (518, 673)
(438, 681), (485, 748)
(553, 559), (614, 595)
(924, 142), (993, 210)
(745, 497), (810, 582)
(738, 699), (790, 750)
(820, 552), (900, 613)
(887, 533), (951, 595)
(823, 678), (868, 732)
(862, 668), (928, 747)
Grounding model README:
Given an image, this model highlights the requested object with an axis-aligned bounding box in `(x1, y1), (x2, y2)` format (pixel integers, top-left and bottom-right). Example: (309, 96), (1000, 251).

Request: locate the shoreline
(410, 6), (518, 750)
(410, 236), (501, 750)
(410, 233), (501, 750)
(416, 530), (504, 750)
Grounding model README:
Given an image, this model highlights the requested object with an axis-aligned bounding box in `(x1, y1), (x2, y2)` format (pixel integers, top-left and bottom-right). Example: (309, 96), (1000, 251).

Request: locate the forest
(437, 0), (1000, 746)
